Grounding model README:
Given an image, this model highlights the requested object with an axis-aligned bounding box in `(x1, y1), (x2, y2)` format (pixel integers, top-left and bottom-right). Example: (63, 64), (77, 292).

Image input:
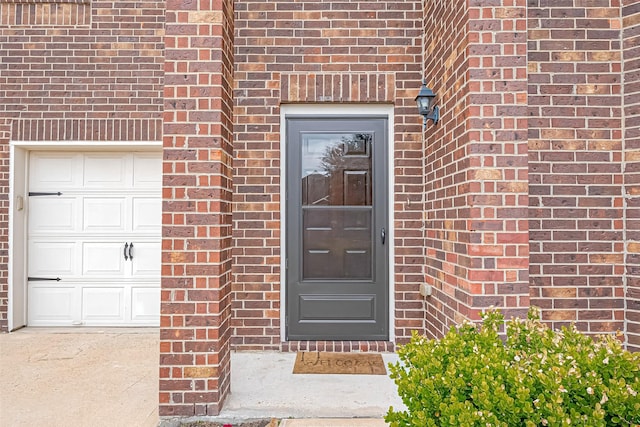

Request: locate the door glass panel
(302, 133), (372, 206)
(300, 133), (373, 280)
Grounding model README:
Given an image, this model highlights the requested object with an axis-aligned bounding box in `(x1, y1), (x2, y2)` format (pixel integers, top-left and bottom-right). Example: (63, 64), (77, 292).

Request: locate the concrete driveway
(0, 328), (159, 427)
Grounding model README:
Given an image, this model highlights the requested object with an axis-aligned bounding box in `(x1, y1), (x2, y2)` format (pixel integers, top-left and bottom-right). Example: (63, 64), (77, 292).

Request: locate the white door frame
(279, 104), (396, 342)
(8, 141), (162, 331)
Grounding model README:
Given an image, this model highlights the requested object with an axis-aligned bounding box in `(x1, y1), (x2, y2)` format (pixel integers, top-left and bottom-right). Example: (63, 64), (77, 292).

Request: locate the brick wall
(528, 0), (625, 335)
(0, 0), (164, 121)
(423, 0), (530, 338)
(421, 0), (472, 336)
(159, 0), (234, 417)
(623, 0), (640, 351)
(0, 0), (164, 332)
(233, 0), (424, 350)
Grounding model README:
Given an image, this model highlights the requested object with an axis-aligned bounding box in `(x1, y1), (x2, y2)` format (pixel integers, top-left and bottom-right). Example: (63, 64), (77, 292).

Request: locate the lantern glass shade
(415, 84), (436, 115)
(416, 96), (432, 115)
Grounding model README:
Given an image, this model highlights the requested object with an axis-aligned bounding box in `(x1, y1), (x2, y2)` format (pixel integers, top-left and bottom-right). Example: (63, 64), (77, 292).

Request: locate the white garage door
(27, 151), (162, 326)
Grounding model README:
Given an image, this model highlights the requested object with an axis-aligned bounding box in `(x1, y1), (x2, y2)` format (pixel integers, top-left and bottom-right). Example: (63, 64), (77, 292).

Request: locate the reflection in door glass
(301, 133), (372, 207)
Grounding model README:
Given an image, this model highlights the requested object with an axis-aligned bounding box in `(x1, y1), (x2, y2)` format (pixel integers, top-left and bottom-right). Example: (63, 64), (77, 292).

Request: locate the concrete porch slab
(219, 352), (404, 420)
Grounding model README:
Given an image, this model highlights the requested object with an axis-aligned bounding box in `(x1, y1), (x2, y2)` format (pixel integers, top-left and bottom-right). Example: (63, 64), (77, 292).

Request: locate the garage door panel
(83, 155), (128, 188)
(28, 241), (77, 276)
(28, 151), (161, 327)
(28, 286), (76, 324)
(131, 287), (160, 322)
(132, 197), (161, 232)
(83, 197), (126, 232)
(28, 197), (77, 233)
(82, 243), (126, 276)
(29, 154), (80, 189)
(82, 287), (125, 321)
(131, 242), (161, 276)
(133, 154), (162, 188)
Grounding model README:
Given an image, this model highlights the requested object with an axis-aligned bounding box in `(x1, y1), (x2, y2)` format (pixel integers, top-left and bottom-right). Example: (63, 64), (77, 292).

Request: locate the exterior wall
(624, 0), (640, 351)
(528, 1), (625, 334)
(421, 0), (471, 336)
(0, 0), (638, 422)
(233, 0), (424, 350)
(0, 0), (165, 332)
(159, 0), (235, 417)
(423, 0), (530, 338)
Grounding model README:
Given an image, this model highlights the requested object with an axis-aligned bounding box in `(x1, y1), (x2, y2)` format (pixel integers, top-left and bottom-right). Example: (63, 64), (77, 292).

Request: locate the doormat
(293, 351), (387, 375)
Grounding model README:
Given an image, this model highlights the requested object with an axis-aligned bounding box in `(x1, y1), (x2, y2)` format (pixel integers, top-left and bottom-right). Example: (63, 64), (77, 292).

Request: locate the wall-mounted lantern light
(415, 82), (440, 127)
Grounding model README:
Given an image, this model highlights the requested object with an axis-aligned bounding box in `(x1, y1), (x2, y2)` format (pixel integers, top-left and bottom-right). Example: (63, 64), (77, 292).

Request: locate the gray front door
(286, 117), (389, 340)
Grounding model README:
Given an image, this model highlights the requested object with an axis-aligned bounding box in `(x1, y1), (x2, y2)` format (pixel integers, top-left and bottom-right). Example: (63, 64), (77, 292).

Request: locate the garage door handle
(128, 242), (134, 260)
(124, 242), (129, 261)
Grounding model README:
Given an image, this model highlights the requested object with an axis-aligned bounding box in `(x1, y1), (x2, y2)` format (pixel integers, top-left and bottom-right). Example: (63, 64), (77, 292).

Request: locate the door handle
(381, 228), (386, 245)
(128, 242), (134, 260)
(124, 242), (129, 261)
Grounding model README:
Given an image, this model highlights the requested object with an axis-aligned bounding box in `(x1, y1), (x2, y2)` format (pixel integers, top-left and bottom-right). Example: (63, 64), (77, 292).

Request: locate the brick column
(465, 1), (530, 321)
(160, 0), (234, 417)
(423, 0), (529, 336)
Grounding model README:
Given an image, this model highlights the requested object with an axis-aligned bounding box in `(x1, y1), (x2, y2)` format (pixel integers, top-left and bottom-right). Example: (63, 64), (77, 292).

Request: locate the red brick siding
(528, 1), (625, 334)
(0, 0), (164, 332)
(0, 0), (164, 121)
(11, 118), (162, 141)
(0, 1), (91, 26)
(464, 1), (529, 321)
(623, 0), (640, 351)
(280, 73), (397, 104)
(281, 340), (395, 353)
(423, 0), (530, 339)
(233, 0), (424, 350)
(422, 0), (472, 337)
(160, 0), (235, 417)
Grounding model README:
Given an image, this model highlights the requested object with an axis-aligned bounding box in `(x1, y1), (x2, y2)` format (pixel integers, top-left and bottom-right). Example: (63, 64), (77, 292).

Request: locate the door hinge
(28, 192), (63, 197)
(285, 258), (288, 269)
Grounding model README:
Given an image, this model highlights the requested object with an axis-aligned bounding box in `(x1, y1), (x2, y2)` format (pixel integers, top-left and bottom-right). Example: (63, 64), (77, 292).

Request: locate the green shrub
(386, 308), (640, 427)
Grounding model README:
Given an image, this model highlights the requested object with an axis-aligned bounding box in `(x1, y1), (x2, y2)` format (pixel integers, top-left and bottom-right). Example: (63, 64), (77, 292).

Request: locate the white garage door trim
(9, 142), (162, 330)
